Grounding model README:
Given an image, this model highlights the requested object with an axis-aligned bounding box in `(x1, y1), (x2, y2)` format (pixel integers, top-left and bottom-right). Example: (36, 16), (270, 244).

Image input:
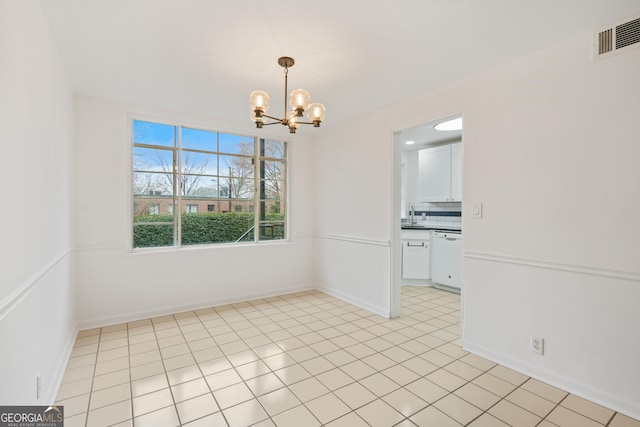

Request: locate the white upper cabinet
(418, 142), (462, 202)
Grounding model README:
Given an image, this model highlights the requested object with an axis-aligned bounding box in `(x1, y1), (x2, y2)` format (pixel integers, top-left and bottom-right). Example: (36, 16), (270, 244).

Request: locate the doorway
(390, 114), (463, 318)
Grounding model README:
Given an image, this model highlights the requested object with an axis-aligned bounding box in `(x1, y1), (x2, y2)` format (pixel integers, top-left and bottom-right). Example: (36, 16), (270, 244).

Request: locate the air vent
(594, 13), (640, 60)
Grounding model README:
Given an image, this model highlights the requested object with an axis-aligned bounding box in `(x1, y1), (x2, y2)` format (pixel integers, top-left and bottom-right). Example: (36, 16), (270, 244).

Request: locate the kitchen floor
(56, 287), (639, 427)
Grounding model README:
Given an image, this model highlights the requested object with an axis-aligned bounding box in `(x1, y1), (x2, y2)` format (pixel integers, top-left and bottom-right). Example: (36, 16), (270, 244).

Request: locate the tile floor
(56, 286), (640, 427)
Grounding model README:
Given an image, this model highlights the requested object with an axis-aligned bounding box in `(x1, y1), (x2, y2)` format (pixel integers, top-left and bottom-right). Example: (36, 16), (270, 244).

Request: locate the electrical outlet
(36, 374), (41, 400)
(531, 336), (544, 355)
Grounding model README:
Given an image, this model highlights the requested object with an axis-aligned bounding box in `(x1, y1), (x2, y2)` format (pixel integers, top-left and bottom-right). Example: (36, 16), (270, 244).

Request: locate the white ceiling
(39, 1), (640, 133)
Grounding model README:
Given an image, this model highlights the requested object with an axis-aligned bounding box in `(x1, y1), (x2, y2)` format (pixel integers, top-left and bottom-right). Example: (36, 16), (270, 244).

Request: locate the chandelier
(249, 57), (326, 133)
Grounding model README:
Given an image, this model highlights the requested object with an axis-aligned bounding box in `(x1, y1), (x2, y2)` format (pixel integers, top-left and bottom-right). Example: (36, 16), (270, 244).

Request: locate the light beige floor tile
(171, 377), (210, 403)
(546, 405), (605, 427)
(235, 359), (270, 380)
(166, 364), (202, 386)
(175, 393), (219, 424)
(56, 393), (90, 417)
(506, 387), (556, 418)
(88, 382), (130, 410)
(133, 404), (181, 427)
(86, 400), (132, 427)
(212, 382), (254, 409)
(473, 373), (518, 397)
(306, 392), (352, 425)
(381, 364), (420, 386)
(132, 387), (174, 417)
(333, 381), (377, 410)
(488, 365), (530, 386)
(182, 411), (227, 427)
(131, 373), (169, 397)
(78, 328), (101, 338)
(401, 356), (439, 376)
(129, 349), (162, 367)
(315, 367), (355, 391)
(62, 412), (87, 427)
(410, 406), (463, 426)
(130, 360), (165, 381)
(192, 346), (224, 363)
(520, 378), (568, 403)
(405, 377), (450, 403)
(356, 398), (405, 427)
(243, 370), (285, 396)
(420, 349), (456, 367)
(92, 369), (130, 391)
(274, 363), (312, 385)
(382, 387), (428, 417)
(324, 349), (358, 366)
(98, 337), (128, 351)
(158, 334), (186, 348)
(340, 359), (377, 381)
(288, 377), (330, 402)
(262, 352), (297, 370)
(271, 404), (321, 427)
(610, 413), (640, 427)
(129, 340), (160, 355)
(444, 359), (484, 381)
(163, 353), (196, 371)
(454, 382), (501, 410)
(96, 346), (128, 363)
(300, 356), (335, 375)
(75, 335), (100, 347)
(160, 343), (191, 359)
(488, 399), (542, 427)
(360, 372), (401, 397)
(258, 387), (301, 416)
(198, 356), (232, 376)
(70, 343), (99, 358)
(425, 368), (467, 392)
(205, 368), (242, 391)
(66, 353), (97, 370)
(468, 412), (511, 426)
(560, 394), (615, 424)
(56, 378), (93, 401)
(61, 364), (96, 384)
(459, 353), (497, 371)
(94, 356), (129, 376)
(128, 332), (156, 345)
(434, 393), (484, 425)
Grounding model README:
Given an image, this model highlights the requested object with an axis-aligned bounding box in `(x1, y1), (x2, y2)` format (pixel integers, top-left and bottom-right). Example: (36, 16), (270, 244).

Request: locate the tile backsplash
(409, 202), (462, 227)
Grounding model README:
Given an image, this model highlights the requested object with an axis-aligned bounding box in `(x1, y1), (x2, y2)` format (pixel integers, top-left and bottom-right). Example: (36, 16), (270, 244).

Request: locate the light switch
(472, 202), (483, 219)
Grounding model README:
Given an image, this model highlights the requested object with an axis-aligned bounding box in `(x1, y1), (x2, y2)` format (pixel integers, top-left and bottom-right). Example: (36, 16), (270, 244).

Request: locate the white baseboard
(76, 284), (316, 330)
(463, 338), (640, 421)
(317, 285), (390, 318)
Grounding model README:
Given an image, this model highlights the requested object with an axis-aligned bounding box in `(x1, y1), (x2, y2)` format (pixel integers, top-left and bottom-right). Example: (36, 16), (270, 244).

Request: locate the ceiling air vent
(594, 13), (640, 60)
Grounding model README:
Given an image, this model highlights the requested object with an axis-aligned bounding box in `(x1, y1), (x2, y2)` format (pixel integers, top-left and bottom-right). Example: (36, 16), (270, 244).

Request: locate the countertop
(401, 224), (462, 232)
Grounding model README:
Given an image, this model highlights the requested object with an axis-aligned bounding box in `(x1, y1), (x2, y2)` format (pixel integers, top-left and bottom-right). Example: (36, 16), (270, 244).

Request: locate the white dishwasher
(431, 231), (462, 292)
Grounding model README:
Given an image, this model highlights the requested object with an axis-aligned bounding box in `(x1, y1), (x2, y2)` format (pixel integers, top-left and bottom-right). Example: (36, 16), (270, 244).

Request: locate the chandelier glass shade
(249, 57), (326, 133)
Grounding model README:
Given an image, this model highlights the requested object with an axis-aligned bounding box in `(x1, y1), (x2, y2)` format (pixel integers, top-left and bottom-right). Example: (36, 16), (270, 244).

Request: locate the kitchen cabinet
(401, 229), (430, 280)
(418, 142), (461, 202)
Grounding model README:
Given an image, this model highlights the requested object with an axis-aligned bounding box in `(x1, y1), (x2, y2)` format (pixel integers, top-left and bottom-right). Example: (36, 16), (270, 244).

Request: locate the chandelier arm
(260, 113), (284, 122)
(261, 121), (283, 126)
(283, 68), (288, 122)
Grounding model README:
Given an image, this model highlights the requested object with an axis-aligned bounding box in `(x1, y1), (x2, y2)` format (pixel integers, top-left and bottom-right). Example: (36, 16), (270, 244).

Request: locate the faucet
(410, 203), (415, 225)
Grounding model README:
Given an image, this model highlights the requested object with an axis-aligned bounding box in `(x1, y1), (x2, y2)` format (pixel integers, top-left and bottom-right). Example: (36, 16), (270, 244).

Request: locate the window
(132, 119), (287, 249)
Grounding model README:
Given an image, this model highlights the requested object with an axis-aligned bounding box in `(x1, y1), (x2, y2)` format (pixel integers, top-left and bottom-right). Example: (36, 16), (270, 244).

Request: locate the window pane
(219, 133), (254, 155)
(182, 127), (217, 152)
(133, 120), (176, 147)
(181, 209), (254, 246)
(181, 151), (218, 176)
(133, 147), (174, 173)
(263, 139), (286, 159)
(219, 155), (254, 179)
(133, 171), (174, 197)
(133, 194), (175, 248)
(181, 174), (217, 198)
(260, 179), (285, 200)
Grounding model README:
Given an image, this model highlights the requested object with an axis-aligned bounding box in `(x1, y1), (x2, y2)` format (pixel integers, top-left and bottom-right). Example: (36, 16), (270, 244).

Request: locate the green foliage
(133, 212), (285, 248)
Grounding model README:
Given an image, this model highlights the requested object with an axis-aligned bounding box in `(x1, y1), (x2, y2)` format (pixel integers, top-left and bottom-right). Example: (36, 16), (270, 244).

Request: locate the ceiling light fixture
(434, 117), (463, 131)
(249, 57), (326, 133)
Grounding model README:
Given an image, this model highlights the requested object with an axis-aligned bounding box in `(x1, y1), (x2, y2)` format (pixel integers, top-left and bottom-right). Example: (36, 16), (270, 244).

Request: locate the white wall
(314, 110), (394, 316)
(0, 0), (75, 405)
(316, 33), (640, 417)
(73, 95), (317, 327)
